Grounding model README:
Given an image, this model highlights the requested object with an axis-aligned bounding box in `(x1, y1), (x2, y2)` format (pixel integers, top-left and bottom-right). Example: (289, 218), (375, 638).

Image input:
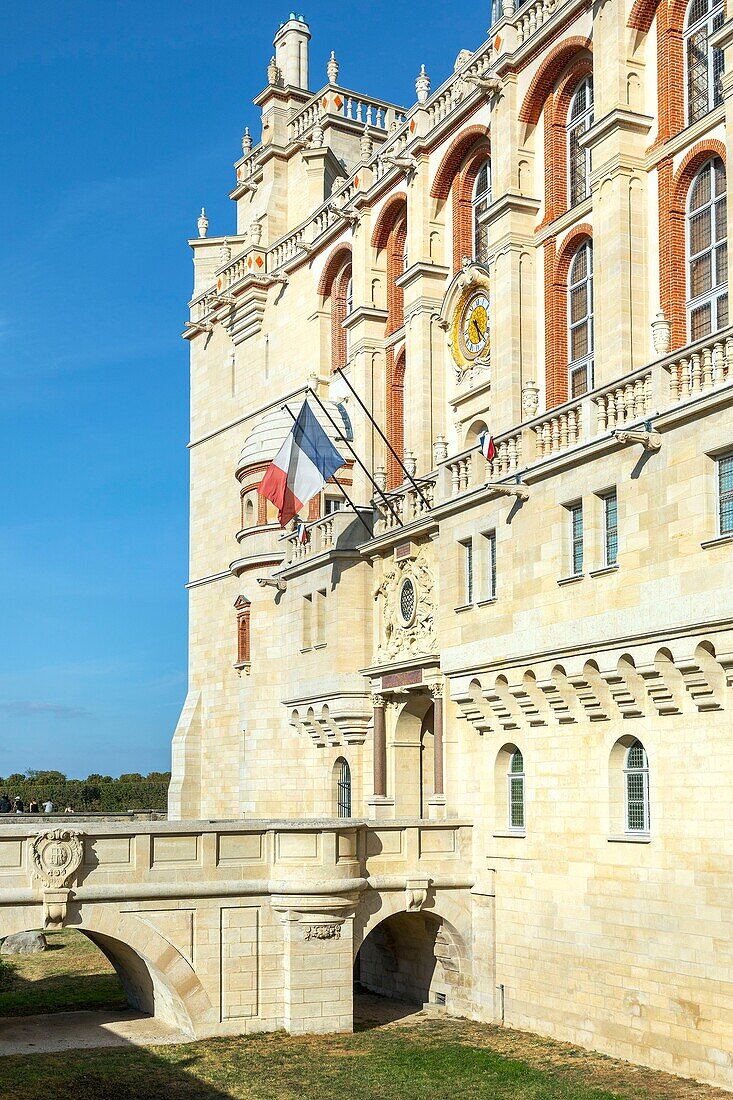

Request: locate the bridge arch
(0, 903), (213, 1037)
(353, 890), (471, 1015)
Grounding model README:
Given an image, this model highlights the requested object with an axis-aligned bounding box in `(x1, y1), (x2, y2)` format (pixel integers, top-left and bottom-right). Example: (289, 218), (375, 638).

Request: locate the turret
(273, 13), (310, 90)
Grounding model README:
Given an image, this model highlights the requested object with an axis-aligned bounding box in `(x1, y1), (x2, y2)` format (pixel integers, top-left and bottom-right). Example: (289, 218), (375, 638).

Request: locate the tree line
(0, 770), (170, 812)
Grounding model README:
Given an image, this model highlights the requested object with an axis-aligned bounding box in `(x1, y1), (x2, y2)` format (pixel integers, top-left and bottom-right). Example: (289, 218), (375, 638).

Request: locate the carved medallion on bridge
(30, 830), (83, 891)
(375, 547), (436, 662)
(303, 923), (342, 941)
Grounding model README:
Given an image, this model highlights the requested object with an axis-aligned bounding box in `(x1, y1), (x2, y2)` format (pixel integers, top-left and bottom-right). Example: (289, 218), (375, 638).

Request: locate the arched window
(624, 740), (650, 832)
(568, 240), (594, 397)
(508, 749), (525, 830)
(687, 157), (728, 340)
(336, 758), (351, 818)
(568, 77), (593, 207)
(489, 0), (503, 26)
(244, 498), (255, 526)
(685, 0), (724, 125)
(472, 160), (492, 263)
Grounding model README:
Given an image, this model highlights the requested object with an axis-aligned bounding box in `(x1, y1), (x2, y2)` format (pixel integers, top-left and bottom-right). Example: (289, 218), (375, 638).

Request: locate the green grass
(0, 933), (725, 1100)
(0, 1026), (637, 1100)
(0, 928), (126, 1017)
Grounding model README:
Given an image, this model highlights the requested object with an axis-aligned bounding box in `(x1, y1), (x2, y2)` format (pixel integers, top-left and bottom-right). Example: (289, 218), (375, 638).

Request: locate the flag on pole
(259, 399), (345, 527)
(478, 429), (496, 462)
(295, 519), (309, 545)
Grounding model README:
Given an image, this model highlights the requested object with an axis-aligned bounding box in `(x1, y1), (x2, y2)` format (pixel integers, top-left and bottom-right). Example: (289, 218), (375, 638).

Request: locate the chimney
(273, 13), (311, 90)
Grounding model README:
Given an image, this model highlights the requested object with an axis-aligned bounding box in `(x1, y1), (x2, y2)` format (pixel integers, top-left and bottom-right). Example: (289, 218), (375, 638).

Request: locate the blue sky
(0, 1), (472, 778)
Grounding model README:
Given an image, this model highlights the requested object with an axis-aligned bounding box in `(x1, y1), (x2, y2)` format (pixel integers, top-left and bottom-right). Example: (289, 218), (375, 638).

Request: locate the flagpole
(305, 387), (404, 528)
(281, 401), (373, 539)
(333, 367), (432, 510)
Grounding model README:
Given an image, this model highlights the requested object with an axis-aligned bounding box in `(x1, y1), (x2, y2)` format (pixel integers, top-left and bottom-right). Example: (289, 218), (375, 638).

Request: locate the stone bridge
(0, 819), (483, 1037)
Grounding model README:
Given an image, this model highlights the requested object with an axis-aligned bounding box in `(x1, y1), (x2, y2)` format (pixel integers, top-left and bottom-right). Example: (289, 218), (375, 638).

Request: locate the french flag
(478, 429), (496, 462)
(259, 400), (345, 527)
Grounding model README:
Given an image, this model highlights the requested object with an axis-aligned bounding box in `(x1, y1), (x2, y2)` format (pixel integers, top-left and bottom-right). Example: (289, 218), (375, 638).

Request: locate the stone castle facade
(163, 0), (733, 1088)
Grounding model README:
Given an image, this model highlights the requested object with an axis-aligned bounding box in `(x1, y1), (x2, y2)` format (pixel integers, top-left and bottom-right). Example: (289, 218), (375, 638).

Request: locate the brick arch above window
(317, 243), (353, 297)
(541, 61), (594, 227)
(672, 138), (727, 208)
(430, 125), (491, 202)
(518, 37), (593, 127)
(386, 345), (407, 489)
(628, 0), (690, 33)
(371, 193), (408, 253)
(659, 139), (727, 347)
(545, 224), (593, 409)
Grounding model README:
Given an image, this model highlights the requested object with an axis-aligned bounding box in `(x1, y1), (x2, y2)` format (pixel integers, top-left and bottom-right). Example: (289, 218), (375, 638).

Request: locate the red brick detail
(331, 262), (352, 373)
(658, 139), (727, 347)
(518, 37), (593, 126)
(237, 605), (251, 664)
(308, 496), (320, 521)
(257, 491), (268, 526)
(544, 223), (593, 408)
(386, 346), (406, 489)
(430, 125), (491, 200)
(317, 243), (353, 297)
(628, 0), (660, 30)
(371, 192), (409, 252)
(451, 141), (491, 273)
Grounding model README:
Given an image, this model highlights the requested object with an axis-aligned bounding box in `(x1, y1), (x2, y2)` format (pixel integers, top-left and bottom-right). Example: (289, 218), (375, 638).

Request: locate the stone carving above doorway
(375, 547), (436, 662)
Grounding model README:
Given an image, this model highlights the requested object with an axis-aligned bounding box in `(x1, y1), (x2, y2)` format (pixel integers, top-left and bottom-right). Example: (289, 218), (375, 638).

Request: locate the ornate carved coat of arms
(374, 547), (437, 662)
(30, 830), (83, 890)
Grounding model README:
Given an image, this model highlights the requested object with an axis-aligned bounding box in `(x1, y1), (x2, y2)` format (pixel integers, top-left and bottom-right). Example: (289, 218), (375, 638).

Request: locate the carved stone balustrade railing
(513, 0), (560, 44)
(284, 509), (372, 564)
(667, 334), (733, 402)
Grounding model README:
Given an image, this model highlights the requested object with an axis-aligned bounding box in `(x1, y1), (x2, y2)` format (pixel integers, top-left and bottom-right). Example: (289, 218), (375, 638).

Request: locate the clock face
(459, 293), (490, 359)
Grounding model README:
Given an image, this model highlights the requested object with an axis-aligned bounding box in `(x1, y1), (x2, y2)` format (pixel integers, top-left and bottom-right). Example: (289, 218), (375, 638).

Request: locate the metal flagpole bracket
(485, 482), (529, 501)
(612, 424), (661, 451)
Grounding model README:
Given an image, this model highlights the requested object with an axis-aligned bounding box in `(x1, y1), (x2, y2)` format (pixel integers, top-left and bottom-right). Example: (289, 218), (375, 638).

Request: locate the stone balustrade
(374, 478), (436, 533)
(372, 327), (733, 531)
(0, 817), (473, 900)
(284, 508), (372, 564)
(513, 0), (560, 44)
(288, 87), (405, 143)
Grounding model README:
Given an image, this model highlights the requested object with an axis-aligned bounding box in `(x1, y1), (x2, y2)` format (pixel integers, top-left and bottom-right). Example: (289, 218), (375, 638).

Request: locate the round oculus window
(398, 577), (417, 627)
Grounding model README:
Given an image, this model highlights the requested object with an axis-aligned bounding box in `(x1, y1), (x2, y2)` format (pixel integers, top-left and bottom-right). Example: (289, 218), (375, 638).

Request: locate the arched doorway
(354, 909), (464, 1013)
(392, 692), (442, 818)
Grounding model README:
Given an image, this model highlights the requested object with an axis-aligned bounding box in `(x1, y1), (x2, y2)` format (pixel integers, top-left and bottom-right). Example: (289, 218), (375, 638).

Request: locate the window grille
(687, 157), (728, 341)
(508, 749), (525, 830)
(462, 540), (474, 605)
(337, 758), (352, 818)
(570, 503), (584, 575)
(324, 497), (343, 514)
(484, 531), (497, 599)
(567, 77), (593, 207)
(568, 241), (594, 397)
(719, 454), (733, 534)
(604, 491), (618, 566)
(685, 0), (724, 125)
(624, 740), (650, 832)
(472, 160), (492, 263)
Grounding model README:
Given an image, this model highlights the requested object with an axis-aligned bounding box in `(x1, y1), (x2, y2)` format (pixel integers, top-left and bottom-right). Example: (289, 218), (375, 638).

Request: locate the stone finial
(241, 126), (253, 155)
(327, 50), (339, 85)
(454, 49), (472, 72)
(360, 125), (373, 162)
(521, 379), (539, 419)
(197, 207), (209, 238)
(502, 0), (516, 16)
(404, 450), (417, 478)
(311, 110), (325, 148)
(432, 436), (448, 465)
(374, 466), (387, 491)
(267, 56), (280, 85)
(220, 238), (232, 264)
(416, 64), (431, 104)
(651, 309), (671, 356)
(250, 219), (263, 247)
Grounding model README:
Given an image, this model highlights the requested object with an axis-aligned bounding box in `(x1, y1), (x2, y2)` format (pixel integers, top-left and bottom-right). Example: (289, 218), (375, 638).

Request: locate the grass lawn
(0, 931), (728, 1100)
(0, 928), (126, 1017)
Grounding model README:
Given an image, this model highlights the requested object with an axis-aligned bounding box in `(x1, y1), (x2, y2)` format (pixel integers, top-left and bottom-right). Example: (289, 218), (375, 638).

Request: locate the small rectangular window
(461, 540), (474, 606)
(315, 588), (327, 647)
(604, 491), (618, 566)
(484, 531), (497, 599)
(569, 503), (583, 575)
(718, 454), (733, 534)
(302, 595), (313, 650)
(324, 497), (343, 515)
